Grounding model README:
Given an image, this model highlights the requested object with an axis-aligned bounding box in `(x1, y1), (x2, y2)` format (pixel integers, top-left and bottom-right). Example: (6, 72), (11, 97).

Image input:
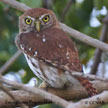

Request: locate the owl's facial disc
(19, 8), (59, 33)
(23, 14), (52, 32)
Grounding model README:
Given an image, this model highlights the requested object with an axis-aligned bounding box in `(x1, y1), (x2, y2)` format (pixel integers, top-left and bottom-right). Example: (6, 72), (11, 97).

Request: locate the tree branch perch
(0, 79), (108, 108)
(67, 91), (108, 108)
(0, 75), (70, 108)
(0, 50), (22, 74)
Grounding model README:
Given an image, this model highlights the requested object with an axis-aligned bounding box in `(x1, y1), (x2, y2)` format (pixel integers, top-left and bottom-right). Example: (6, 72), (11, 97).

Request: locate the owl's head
(19, 8), (59, 33)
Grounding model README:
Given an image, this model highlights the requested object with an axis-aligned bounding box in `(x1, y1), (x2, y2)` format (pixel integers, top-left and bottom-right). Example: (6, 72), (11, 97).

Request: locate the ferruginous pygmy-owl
(15, 8), (97, 96)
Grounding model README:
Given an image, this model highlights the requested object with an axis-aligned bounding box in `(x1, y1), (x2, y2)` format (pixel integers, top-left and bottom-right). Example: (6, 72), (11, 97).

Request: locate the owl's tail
(75, 76), (98, 97)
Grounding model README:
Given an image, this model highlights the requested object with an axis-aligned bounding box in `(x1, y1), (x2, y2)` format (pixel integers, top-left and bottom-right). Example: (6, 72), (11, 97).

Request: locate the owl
(15, 8), (97, 96)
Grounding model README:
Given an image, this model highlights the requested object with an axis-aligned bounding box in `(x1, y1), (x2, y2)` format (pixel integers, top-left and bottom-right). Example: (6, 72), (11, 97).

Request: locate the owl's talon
(39, 81), (48, 90)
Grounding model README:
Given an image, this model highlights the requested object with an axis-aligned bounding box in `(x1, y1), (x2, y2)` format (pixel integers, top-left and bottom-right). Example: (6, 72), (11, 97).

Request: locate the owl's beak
(35, 21), (41, 32)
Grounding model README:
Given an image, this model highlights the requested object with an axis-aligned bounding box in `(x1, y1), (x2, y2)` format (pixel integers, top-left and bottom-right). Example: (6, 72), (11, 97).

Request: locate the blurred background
(0, 0), (108, 108)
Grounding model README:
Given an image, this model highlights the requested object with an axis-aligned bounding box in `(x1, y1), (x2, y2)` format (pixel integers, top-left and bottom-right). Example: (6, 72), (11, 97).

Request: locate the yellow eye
(42, 15), (50, 23)
(25, 18), (32, 25)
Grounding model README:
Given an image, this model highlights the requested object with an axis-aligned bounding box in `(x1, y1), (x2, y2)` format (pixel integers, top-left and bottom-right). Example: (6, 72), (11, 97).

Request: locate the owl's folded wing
(15, 27), (82, 72)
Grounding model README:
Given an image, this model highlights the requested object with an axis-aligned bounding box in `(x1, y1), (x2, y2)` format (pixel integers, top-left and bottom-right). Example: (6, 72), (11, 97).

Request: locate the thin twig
(0, 83), (29, 108)
(42, 0), (53, 9)
(1, 0), (108, 52)
(0, 75), (70, 108)
(61, 0), (74, 22)
(103, 14), (108, 23)
(90, 18), (108, 74)
(0, 0), (30, 12)
(0, 50), (22, 74)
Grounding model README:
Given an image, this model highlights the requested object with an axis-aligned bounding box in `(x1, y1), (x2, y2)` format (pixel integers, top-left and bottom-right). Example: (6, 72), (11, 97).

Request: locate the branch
(0, 80), (107, 108)
(0, 50), (22, 74)
(0, 83), (29, 108)
(60, 23), (108, 51)
(0, 0), (30, 12)
(1, 0), (108, 51)
(42, 0), (53, 9)
(61, 0), (74, 22)
(67, 91), (108, 108)
(71, 71), (108, 82)
(0, 75), (70, 108)
(90, 17), (108, 74)
(103, 14), (108, 23)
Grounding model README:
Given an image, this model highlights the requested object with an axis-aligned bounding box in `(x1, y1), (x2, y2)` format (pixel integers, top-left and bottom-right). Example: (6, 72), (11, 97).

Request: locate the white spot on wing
(75, 47), (78, 51)
(34, 51), (38, 57)
(66, 51), (69, 56)
(36, 34), (40, 37)
(42, 35), (46, 42)
(66, 56), (70, 59)
(66, 50), (70, 59)
(29, 48), (32, 51)
(20, 44), (24, 50)
(58, 44), (63, 48)
(42, 38), (46, 42)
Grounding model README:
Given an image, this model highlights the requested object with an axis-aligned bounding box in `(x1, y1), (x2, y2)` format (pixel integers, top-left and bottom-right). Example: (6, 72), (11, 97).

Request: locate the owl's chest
(24, 54), (68, 88)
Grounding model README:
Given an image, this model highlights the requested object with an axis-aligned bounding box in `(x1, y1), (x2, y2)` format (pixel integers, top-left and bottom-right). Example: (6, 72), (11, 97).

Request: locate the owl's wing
(15, 27), (82, 72)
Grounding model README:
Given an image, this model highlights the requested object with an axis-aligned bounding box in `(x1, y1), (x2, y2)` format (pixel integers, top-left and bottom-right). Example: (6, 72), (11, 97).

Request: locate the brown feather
(75, 77), (98, 96)
(23, 8), (51, 18)
(15, 27), (82, 72)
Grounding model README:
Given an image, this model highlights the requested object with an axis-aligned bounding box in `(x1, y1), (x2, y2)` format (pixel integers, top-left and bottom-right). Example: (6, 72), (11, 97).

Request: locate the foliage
(0, 0), (108, 108)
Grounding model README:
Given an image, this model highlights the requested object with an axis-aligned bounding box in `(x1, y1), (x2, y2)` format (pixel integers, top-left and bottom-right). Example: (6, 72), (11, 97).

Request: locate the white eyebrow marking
(39, 14), (50, 20)
(26, 16), (35, 21)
